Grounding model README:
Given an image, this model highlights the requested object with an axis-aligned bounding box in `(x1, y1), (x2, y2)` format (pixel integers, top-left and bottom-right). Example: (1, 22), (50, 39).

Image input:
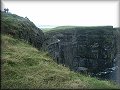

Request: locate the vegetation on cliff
(1, 12), (44, 49)
(1, 12), (120, 89)
(1, 35), (119, 89)
(45, 26), (114, 36)
(44, 26), (117, 75)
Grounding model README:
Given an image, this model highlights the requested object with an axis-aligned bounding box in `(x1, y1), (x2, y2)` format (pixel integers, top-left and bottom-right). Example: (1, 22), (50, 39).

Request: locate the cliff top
(1, 12), (120, 89)
(1, 12), (44, 49)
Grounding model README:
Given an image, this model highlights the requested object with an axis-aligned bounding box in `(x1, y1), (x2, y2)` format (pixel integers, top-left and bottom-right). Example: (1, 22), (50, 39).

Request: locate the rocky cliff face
(44, 26), (117, 75)
(1, 12), (44, 49)
(116, 28), (120, 83)
(111, 28), (120, 83)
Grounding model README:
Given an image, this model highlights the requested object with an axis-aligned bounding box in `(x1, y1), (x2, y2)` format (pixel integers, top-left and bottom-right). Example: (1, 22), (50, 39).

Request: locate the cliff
(44, 26), (118, 76)
(2, 34), (119, 89)
(1, 12), (44, 49)
(1, 12), (120, 89)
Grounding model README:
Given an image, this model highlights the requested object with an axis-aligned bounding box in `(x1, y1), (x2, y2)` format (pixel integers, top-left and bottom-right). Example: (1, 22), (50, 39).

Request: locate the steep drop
(44, 26), (119, 81)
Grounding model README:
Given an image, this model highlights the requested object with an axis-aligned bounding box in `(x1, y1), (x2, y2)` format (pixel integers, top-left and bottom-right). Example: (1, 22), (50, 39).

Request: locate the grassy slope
(41, 28), (52, 32)
(1, 12), (37, 33)
(1, 35), (119, 89)
(45, 26), (113, 33)
(1, 12), (44, 50)
(44, 26), (114, 39)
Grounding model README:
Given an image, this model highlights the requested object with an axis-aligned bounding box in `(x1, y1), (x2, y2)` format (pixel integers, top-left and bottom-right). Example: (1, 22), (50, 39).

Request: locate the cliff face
(44, 26), (117, 75)
(2, 13), (120, 89)
(114, 28), (120, 83)
(1, 12), (44, 49)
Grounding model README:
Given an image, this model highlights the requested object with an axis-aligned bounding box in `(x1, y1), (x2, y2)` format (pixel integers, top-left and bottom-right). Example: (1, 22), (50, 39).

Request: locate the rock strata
(44, 26), (117, 75)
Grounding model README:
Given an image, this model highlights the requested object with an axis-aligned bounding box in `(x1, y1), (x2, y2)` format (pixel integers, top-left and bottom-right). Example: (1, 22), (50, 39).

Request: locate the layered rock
(44, 26), (117, 75)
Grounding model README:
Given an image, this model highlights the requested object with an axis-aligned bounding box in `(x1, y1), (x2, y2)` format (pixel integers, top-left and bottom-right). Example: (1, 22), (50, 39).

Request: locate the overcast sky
(2, 0), (119, 28)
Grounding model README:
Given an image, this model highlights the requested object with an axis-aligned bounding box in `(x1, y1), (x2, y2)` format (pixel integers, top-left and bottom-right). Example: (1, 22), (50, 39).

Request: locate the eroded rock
(44, 26), (117, 75)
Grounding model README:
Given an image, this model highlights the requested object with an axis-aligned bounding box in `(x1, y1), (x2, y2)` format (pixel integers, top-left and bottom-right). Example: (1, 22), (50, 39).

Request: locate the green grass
(1, 12), (44, 50)
(1, 34), (120, 89)
(45, 25), (113, 33)
(1, 12), (37, 31)
(44, 26), (114, 39)
(41, 28), (53, 32)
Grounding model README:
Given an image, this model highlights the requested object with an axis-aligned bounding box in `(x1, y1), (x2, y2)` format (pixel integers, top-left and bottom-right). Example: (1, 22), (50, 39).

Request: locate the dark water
(95, 29), (120, 84)
(109, 29), (120, 84)
(93, 56), (120, 84)
(95, 65), (119, 82)
(110, 54), (120, 84)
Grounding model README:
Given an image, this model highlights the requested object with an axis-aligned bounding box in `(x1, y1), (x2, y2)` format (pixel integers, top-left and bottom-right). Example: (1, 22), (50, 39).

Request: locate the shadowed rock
(44, 26), (118, 77)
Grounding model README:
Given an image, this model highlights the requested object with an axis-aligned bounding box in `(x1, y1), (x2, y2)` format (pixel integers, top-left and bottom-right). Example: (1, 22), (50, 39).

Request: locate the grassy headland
(1, 12), (120, 89)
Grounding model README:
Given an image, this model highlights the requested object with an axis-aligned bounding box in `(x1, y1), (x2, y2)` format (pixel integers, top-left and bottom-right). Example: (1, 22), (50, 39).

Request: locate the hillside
(1, 35), (119, 89)
(1, 12), (44, 49)
(1, 12), (120, 89)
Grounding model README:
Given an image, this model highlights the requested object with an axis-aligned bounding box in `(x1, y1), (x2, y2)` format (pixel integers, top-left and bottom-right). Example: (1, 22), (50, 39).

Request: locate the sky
(2, 0), (119, 28)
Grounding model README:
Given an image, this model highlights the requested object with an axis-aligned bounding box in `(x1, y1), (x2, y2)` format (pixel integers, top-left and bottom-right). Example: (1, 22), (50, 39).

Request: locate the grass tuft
(1, 35), (120, 89)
